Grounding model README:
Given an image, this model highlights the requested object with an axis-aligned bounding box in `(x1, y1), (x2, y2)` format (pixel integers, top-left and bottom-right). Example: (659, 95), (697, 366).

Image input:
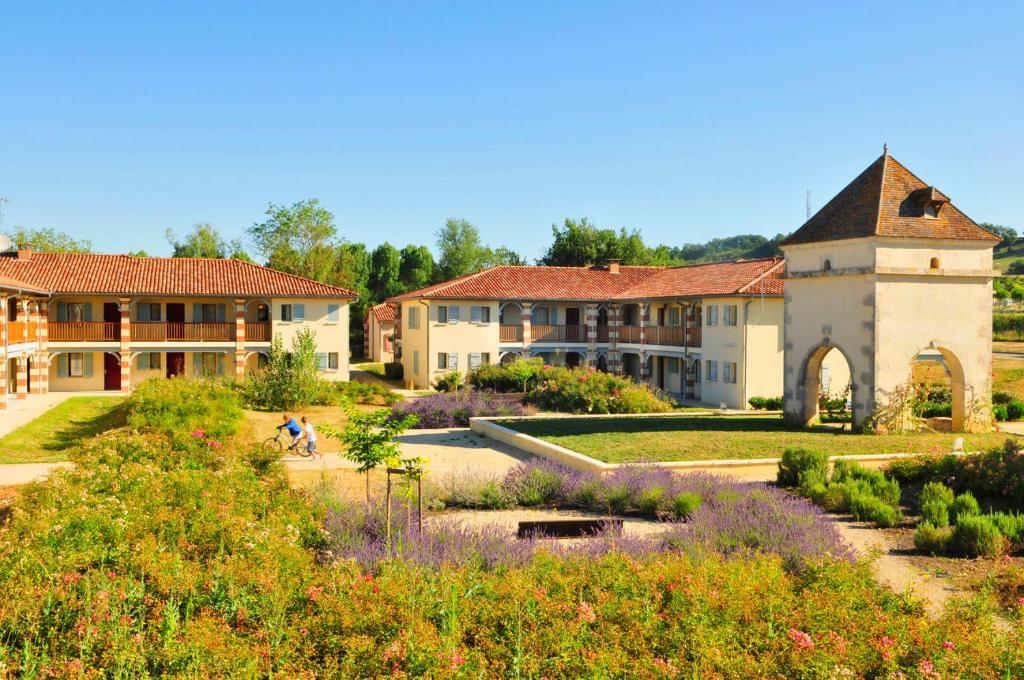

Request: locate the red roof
(365, 302), (396, 323)
(0, 253), (357, 298)
(0, 273), (49, 295)
(782, 153), (999, 246)
(390, 259), (784, 303)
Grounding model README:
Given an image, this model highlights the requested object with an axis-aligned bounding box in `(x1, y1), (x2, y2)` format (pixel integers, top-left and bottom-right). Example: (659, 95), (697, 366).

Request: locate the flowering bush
(467, 358), (545, 392)
(888, 439), (1024, 505)
(524, 365), (674, 414)
(391, 391), (528, 428)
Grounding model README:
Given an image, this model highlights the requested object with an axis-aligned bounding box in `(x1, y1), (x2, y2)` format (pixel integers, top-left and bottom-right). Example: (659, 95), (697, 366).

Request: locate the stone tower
(780, 150), (999, 431)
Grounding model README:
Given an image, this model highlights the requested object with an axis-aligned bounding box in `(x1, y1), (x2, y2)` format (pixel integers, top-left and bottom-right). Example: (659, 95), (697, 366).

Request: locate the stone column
(521, 302), (532, 347)
(639, 303), (650, 346)
(608, 304), (621, 373)
(15, 356), (27, 399)
(234, 299), (247, 379)
(36, 301), (48, 394)
(0, 297), (6, 410)
(29, 302), (43, 394)
(585, 303), (598, 366)
(119, 298), (131, 392)
(639, 350), (650, 382)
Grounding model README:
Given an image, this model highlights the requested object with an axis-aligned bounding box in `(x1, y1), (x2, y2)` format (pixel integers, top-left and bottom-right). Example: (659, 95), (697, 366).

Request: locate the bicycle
(263, 430), (319, 458)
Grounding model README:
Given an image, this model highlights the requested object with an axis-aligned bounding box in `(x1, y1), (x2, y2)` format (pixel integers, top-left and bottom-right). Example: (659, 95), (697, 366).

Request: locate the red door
(167, 304), (185, 340)
(166, 352), (185, 378)
(103, 353), (120, 391)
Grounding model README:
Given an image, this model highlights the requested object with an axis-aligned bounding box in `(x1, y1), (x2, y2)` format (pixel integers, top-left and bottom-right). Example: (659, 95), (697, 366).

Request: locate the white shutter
(448, 352), (458, 369)
(469, 353), (481, 369)
(448, 306), (459, 323)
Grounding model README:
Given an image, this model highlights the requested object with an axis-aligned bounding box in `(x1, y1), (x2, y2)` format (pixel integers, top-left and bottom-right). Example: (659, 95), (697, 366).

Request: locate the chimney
(16, 244), (32, 261)
(607, 258), (620, 275)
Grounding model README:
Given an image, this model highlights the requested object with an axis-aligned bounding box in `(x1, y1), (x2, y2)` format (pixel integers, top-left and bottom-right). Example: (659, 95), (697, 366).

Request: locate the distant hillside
(662, 233), (786, 265)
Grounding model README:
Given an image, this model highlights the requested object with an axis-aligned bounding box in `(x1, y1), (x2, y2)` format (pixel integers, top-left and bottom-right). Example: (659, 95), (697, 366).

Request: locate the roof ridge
(873, 152), (889, 235)
(738, 259), (786, 294)
(229, 258), (358, 296)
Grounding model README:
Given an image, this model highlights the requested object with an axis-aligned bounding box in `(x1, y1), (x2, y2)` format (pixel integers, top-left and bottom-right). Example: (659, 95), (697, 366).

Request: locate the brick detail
(15, 356), (27, 399)
(585, 303), (598, 348)
(521, 303), (532, 346)
(37, 302), (48, 394)
(120, 298), (131, 392)
(235, 299), (247, 379)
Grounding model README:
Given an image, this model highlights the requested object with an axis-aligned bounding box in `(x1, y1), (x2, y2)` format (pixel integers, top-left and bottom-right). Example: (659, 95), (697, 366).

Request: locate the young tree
(166, 222), (249, 259)
(398, 244), (435, 290)
(9, 227), (92, 253)
(333, 408), (418, 506)
(368, 242), (402, 301)
(436, 217), (490, 279)
(248, 199), (338, 281)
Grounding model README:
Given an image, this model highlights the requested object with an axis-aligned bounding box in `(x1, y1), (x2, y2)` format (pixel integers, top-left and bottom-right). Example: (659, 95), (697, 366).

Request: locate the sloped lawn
(0, 396), (126, 464)
(500, 415), (1015, 463)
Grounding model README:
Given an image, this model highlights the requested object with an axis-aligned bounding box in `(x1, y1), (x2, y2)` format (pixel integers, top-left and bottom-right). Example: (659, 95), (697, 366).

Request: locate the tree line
(13, 211), (1015, 355)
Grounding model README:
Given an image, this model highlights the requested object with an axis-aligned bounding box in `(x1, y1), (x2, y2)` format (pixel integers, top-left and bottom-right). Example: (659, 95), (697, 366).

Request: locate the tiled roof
(389, 259), (784, 303)
(782, 153), (999, 246)
(366, 302), (396, 323)
(0, 253), (358, 298)
(0, 273), (49, 295)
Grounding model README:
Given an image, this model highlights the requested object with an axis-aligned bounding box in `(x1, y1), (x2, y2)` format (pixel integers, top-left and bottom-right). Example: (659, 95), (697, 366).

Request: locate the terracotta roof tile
(782, 153), (999, 246)
(390, 259), (784, 303)
(0, 253), (357, 298)
(0, 273), (49, 295)
(366, 302), (396, 323)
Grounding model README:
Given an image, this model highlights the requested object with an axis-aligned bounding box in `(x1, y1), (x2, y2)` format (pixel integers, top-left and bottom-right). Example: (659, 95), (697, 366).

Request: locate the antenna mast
(805, 190), (813, 220)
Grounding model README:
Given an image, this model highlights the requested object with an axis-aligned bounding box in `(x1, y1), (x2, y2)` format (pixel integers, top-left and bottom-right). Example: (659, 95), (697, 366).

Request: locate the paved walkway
(0, 462), (74, 486)
(0, 391), (120, 438)
(349, 367), (422, 399)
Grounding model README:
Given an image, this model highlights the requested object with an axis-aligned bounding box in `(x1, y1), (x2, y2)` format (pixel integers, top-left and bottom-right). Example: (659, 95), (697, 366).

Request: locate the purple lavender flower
(391, 391), (527, 428)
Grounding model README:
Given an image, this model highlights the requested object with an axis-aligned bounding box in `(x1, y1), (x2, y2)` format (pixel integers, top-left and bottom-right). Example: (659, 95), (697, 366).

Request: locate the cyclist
(277, 414), (303, 451)
(300, 416), (318, 455)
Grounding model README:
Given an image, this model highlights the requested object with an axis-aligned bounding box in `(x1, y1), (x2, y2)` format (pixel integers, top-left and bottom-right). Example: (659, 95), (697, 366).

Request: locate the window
(328, 352), (339, 369)
(724, 305), (738, 326)
(69, 352), (84, 377)
(448, 306), (459, 323)
(327, 304), (340, 323)
(137, 303), (161, 322)
(438, 353), (448, 369)
(281, 304), (293, 322)
(6, 298), (15, 321)
(138, 352), (161, 370)
(317, 353), (328, 370)
(447, 352), (458, 369)
(705, 360), (718, 382)
(706, 306), (719, 327)
(668, 357), (680, 374)
(437, 306), (448, 324)
(533, 307), (550, 325)
(924, 203), (938, 218)
(471, 306), (491, 323)
(481, 352), (491, 365)
(201, 304), (218, 323)
(407, 307), (419, 329)
(724, 362), (737, 383)
(256, 304), (270, 322)
(201, 352), (219, 376)
(469, 353), (482, 370)
(412, 350), (420, 375)
(667, 307), (680, 326)
(930, 257), (940, 270)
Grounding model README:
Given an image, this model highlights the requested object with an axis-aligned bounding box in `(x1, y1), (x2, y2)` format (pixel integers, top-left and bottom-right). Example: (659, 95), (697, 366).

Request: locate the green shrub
(634, 486), (667, 516)
(432, 371), (462, 393)
(239, 330), (323, 409)
(953, 515), (1005, 557)
(920, 481), (956, 508)
(886, 453), (960, 484)
(1008, 399), (1024, 421)
(505, 465), (564, 507)
(524, 365), (674, 414)
(748, 396), (783, 410)
(831, 460), (901, 506)
(567, 479), (603, 508)
(920, 500), (950, 528)
(777, 448), (829, 487)
(994, 404), (1010, 421)
(993, 391), (1015, 405)
(317, 380), (401, 406)
(914, 522), (953, 555)
(950, 491), (981, 524)
(128, 378), (242, 443)
(671, 492), (703, 519)
(467, 359), (544, 393)
(849, 493), (902, 527)
(384, 361), (404, 380)
(990, 511), (1024, 544)
(798, 468), (828, 494)
(605, 483), (631, 514)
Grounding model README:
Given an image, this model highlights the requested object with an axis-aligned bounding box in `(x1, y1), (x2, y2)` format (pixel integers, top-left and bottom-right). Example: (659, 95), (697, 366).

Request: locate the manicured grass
(500, 415), (1016, 463)
(0, 396), (126, 464)
(994, 358), (1024, 398)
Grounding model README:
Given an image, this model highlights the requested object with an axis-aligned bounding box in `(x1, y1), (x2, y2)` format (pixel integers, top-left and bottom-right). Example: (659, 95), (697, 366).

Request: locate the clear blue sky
(1, 2), (1021, 261)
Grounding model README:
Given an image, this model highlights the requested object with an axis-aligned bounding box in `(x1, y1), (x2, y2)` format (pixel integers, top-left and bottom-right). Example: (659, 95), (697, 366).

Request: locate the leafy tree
(398, 244), (436, 290)
(368, 242), (402, 302)
(166, 222), (249, 260)
(488, 245), (526, 266)
(128, 250), (150, 257)
(982, 223), (1017, 244)
(330, 407), (418, 505)
(248, 199), (338, 281)
(335, 242), (372, 357)
(9, 227), (92, 253)
(539, 218), (651, 266)
(240, 329), (321, 409)
(436, 217), (491, 279)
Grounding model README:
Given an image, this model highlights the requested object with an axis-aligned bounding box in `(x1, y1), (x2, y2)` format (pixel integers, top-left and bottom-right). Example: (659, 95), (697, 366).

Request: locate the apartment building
(363, 302), (397, 363)
(389, 258), (843, 408)
(0, 249), (356, 408)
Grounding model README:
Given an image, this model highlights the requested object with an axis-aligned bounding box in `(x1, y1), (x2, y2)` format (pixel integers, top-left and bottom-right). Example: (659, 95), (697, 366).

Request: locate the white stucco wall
(270, 298), (350, 381)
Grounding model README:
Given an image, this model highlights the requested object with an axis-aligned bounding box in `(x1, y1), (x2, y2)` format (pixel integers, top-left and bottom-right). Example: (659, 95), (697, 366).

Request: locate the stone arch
(565, 350), (585, 369)
(795, 343), (855, 426)
(499, 302), (522, 325)
(595, 352), (608, 373)
(499, 351), (521, 365)
(909, 345), (967, 431)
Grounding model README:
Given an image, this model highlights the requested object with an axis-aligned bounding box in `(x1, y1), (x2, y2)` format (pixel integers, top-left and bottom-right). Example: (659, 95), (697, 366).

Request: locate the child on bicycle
(300, 416), (317, 455)
(278, 414), (303, 451)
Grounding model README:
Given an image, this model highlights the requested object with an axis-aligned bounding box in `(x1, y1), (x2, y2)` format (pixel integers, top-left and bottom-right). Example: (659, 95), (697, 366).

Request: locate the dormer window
(822, 259), (832, 272)
(924, 203), (938, 219)
(911, 186), (948, 219)
(930, 257), (940, 270)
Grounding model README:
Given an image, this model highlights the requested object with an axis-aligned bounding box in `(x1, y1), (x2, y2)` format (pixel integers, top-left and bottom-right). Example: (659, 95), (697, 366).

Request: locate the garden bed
(494, 415), (1013, 463)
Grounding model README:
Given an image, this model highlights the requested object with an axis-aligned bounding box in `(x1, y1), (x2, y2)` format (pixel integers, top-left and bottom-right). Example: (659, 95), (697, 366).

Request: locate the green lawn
(0, 396), (127, 464)
(500, 415), (1017, 463)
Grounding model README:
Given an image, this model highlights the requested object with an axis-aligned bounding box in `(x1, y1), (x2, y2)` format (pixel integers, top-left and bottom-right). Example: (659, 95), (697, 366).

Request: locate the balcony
(5, 320), (39, 343)
(131, 322), (235, 342)
(531, 324), (586, 343)
(645, 326), (685, 347)
(247, 322), (272, 342)
(49, 322), (119, 342)
(619, 325), (642, 343)
(500, 324), (523, 342)
(596, 325), (610, 343)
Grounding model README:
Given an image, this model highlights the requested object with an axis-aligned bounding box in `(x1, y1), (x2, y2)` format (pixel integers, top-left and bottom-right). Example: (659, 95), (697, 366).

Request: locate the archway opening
(910, 347), (965, 431)
(798, 345), (852, 427)
(565, 351), (584, 369)
(499, 352), (520, 366)
(596, 354), (608, 373)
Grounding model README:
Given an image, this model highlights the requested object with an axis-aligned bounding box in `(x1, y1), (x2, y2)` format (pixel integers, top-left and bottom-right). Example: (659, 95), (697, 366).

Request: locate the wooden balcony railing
(5, 320), (31, 343)
(246, 322), (272, 342)
(131, 322), (235, 342)
(530, 324), (586, 343)
(500, 324), (523, 342)
(645, 326), (685, 346)
(618, 325), (642, 343)
(596, 325), (610, 343)
(49, 322), (119, 342)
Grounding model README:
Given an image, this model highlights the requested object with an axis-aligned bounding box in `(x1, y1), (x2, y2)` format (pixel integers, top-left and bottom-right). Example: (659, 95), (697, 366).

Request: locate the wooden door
(166, 352), (185, 378)
(167, 304), (185, 340)
(103, 353), (121, 391)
